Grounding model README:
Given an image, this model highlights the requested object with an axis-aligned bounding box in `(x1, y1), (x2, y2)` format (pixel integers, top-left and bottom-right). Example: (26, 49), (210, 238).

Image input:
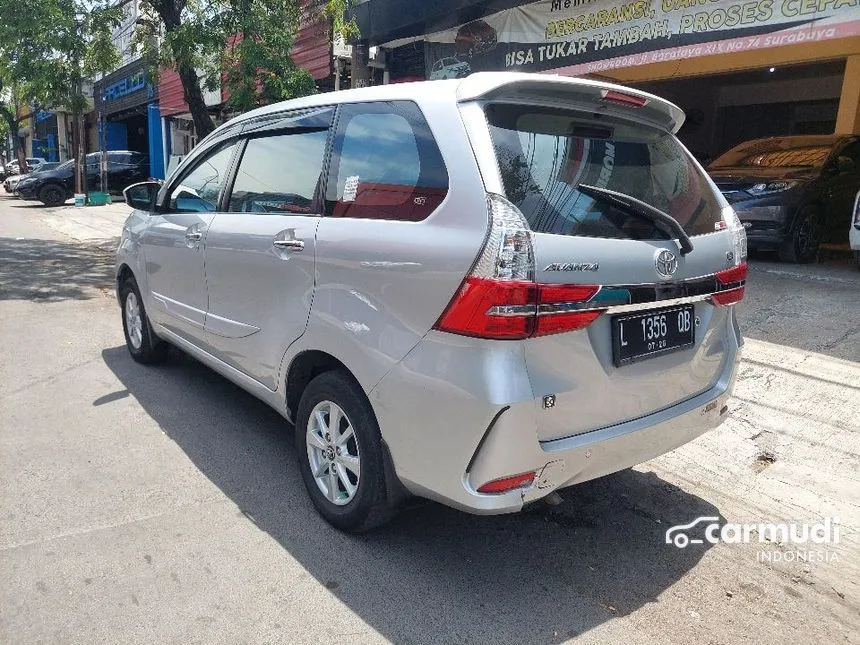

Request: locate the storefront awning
(351, 0), (528, 45)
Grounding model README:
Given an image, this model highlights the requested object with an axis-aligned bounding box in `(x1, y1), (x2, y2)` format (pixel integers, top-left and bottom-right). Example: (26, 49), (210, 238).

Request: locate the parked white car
(850, 190), (860, 269)
(429, 57), (470, 80)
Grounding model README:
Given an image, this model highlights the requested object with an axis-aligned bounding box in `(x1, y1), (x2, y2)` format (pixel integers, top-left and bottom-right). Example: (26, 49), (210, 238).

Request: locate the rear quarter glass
(486, 103), (723, 239)
(324, 101), (449, 222)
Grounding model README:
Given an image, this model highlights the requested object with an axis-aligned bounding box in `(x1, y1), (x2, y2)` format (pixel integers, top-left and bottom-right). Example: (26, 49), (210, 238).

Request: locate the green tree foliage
(0, 0), (120, 166)
(136, 0), (355, 138)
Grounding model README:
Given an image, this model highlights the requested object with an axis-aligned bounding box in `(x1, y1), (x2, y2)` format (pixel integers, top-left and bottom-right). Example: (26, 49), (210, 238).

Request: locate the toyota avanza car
(116, 73), (746, 531)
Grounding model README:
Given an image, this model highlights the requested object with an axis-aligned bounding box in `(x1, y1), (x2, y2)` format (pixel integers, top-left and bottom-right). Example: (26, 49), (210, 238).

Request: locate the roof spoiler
(456, 72), (685, 134)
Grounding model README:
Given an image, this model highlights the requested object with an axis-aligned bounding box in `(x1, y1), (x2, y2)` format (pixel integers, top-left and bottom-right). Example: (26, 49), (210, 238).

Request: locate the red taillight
(711, 287), (745, 306)
(715, 262), (748, 285)
(601, 89), (648, 108)
(534, 283), (602, 337)
(436, 277), (536, 340)
(711, 261), (748, 306)
(535, 310), (604, 336)
(435, 279), (605, 340)
(477, 471), (536, 494)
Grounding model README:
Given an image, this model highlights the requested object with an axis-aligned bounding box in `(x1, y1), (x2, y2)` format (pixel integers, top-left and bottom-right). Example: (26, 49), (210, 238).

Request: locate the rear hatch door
(479, 92), (742, 441)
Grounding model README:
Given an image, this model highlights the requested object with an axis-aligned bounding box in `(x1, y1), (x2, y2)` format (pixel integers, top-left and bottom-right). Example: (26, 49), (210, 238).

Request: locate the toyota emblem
(655, 249), (678, 279)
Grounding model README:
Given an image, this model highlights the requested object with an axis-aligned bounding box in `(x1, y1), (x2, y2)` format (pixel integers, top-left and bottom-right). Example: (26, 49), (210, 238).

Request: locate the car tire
(39, 184), (67, 207)
(295, 369), (394, 532)
(779, 205), (821, 264)
(854, 250), (860, 271)
(119, 277), (168, 364)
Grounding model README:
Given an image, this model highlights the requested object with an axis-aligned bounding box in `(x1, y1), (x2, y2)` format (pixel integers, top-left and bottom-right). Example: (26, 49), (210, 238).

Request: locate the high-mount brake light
(600, 89), (648, 108)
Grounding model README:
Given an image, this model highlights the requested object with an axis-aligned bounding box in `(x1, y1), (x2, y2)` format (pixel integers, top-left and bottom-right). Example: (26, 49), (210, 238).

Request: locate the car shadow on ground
(1, 199), (61, 209)
(102, 345), (721, 644)
(0, 236), (114, 301)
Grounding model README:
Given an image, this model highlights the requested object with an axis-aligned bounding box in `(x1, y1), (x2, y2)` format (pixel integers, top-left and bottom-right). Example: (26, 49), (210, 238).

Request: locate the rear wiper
(576, 184), (694, 256)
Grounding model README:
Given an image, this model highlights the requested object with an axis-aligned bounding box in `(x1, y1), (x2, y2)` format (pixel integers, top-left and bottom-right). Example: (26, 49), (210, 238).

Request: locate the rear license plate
(612, 305), (695, 366)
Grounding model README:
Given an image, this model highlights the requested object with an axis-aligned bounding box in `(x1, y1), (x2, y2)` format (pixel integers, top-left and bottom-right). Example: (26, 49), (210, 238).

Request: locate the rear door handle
(273, 239), (305, 252)
(186, 231), (203, 241)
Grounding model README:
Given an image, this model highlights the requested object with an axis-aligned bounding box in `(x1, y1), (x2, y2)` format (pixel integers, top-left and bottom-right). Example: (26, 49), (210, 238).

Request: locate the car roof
(729, 134), (851, 149)
(210, 71), (684, 137)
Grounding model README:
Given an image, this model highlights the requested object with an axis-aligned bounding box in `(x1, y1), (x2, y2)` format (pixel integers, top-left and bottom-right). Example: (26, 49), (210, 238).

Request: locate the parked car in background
(850, 190), (860, 269)
(429, 57), (470, 80)
(115, 73), (746, 532)
(2, 156), (47, 186)
(4, 173), (23, 193)
(16, 151), (149, 206)
(709, 135), (860, 263)
(5, 162), (62, 195)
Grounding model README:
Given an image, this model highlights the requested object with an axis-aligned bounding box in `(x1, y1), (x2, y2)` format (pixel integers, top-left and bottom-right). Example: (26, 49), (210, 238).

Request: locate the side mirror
(124, 181), (160, 211)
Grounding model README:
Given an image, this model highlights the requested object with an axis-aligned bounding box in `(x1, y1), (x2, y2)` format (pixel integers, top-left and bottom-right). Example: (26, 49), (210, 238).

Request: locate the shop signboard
(425, 0), (860, 78)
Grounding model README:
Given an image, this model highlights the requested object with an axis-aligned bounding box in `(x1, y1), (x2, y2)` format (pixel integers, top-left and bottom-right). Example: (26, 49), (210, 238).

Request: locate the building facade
(350, 0), (860, 160)
(89, 0), (166, 179)
(93, 58), (165, 179)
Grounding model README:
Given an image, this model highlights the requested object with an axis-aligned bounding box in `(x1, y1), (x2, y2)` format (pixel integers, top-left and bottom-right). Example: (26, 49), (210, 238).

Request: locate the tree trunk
(153, 0), (216, 140)
(12, 130), (26, 170)
(177, 64), (215, 139)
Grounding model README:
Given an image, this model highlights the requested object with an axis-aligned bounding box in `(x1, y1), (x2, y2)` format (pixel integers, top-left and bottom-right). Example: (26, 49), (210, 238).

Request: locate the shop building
(350, 0), (860, 159)
(93, 59), (166, 179)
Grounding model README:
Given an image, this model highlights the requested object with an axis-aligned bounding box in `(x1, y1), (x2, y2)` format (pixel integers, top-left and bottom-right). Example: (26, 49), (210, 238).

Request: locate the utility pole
(350, 41), (371, 88)
(98, 93), (107, 192)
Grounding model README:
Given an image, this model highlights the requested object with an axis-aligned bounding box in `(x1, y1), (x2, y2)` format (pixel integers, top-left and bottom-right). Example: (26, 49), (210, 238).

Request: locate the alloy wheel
(125, 291), (144, 350)
(306, 400), (361, 506)
(797, 213), (820, 258)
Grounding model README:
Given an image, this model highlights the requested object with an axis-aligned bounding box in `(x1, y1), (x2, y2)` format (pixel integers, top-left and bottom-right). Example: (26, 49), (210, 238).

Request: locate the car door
(202, 108), (332, 390)
(106, 152), (130, 192)
(140, 140), (238, 343)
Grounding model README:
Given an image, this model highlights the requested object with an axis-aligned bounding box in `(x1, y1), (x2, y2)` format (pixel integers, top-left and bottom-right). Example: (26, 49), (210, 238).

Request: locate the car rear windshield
(710, 140), (833, 168)
(486, 104), (723, 240)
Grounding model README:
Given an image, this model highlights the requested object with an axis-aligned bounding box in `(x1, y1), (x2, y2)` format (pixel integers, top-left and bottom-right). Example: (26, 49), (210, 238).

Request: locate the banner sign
(424, 0), (860, 78)
(103, 70), (147, 102)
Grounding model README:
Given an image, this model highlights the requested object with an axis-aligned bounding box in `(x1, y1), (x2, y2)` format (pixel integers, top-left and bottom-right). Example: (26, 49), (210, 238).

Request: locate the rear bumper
(745, 228), (786, 247)
(370, 309), (743, 515)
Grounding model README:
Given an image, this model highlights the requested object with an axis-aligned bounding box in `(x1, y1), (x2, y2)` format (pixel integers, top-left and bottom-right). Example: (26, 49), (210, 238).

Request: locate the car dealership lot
(0, 195), (858, 644)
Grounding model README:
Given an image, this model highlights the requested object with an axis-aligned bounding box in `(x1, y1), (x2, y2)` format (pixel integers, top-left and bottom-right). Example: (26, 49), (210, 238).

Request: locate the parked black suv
(708, 135), (860, 263)
(16, 151), (150, 206)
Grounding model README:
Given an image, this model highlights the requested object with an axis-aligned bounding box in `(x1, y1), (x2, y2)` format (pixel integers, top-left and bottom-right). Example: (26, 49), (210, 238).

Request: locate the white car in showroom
(851, 190), (860, 269)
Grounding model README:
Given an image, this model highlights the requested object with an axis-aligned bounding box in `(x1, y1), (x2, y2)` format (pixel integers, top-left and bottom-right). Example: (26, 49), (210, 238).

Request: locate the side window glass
(325, 101), (449, 221)
(228, 130), (328, 214)
(168, 142), (236, 213)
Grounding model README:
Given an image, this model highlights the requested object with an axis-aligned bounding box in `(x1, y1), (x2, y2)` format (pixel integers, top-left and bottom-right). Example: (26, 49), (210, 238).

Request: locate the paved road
(1, 196), (858, 644)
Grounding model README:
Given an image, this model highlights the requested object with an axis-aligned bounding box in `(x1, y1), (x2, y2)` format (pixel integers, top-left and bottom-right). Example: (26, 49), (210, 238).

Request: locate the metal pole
(73, 18), (84, 196)
(99, 99), (107, 193)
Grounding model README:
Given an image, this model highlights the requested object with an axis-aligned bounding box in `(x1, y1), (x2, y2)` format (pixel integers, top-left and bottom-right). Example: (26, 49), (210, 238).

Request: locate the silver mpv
(116, 73), (746, 531)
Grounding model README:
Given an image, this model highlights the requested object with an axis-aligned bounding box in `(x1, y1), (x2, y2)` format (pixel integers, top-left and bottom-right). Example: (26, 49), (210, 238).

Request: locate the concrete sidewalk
(0, 194), (130, 250)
